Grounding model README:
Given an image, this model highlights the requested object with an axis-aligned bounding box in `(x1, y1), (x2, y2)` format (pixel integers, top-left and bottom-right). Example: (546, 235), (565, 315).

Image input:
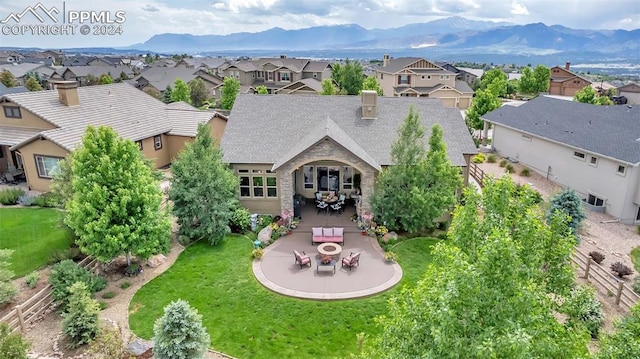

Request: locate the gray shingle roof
(133, 67), (200, 90)
(302, 61), (331, 73)
(377, 57), (423, 73)
(221, 94), (477, 167)
(483, 96), (640, 164)
(454, 81), (473, 93)
(3, 83), (214, 151)
(0, 63), (51, 78)
(0, 84), (28, 95)
(275, 78), (322, 93)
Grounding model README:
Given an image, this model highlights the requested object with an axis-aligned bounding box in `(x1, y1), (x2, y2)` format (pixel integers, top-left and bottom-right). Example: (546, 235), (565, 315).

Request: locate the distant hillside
(128, 16), (639, 57)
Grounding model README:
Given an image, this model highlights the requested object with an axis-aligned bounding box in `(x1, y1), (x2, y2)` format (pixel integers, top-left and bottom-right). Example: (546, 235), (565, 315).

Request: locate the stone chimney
(565, 61), (571, 70)
(361, 90), (377, 120)
(383, 54), (390, 68)
(54, 81), (79, 106)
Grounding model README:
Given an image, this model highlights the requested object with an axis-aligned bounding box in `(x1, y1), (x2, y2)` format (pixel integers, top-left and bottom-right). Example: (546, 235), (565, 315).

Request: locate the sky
(0, 0), (638, 48)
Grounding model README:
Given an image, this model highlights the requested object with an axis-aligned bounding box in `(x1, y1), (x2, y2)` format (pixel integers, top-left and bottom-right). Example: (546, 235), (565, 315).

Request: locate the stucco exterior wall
(166, 135), (192, 162)
(0, 103), (55, 129)
(18, 139), (69, 192)
(139, 134), (171, 169)
(275, 138), (378, 215)
(491, 124), (640, 223)
(619, 90), (640, 105)
(231, 163), (281, 215)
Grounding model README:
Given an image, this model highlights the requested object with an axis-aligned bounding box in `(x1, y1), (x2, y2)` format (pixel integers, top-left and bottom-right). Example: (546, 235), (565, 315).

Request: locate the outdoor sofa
(311, 227), (344, 245)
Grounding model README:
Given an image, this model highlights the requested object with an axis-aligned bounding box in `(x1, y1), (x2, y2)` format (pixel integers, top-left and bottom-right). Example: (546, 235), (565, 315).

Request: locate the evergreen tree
(162, 85), (173, 104)
(188, 78), (208, 107)
(548, 188), (587, 237)
(25, 74), (43, 91)
(61, 282), (100, 348)
(0, 70), (16, 88)
(153, 300), (210, 359)
(65, 126), (171, 265)
(170, 123), (238, 245)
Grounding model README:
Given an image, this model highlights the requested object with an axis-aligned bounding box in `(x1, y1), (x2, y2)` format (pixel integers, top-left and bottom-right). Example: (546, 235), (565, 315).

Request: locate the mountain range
(130, 16), (640, 57)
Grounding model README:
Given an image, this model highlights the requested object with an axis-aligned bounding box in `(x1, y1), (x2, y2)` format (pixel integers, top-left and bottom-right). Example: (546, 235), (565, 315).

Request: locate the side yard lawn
(129, 235), (438, 358)
(0, 208), (74, 277)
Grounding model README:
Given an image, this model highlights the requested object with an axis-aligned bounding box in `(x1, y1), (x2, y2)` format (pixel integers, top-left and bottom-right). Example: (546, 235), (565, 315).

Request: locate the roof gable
(378, 57), (444, 74)
(619, 83), (640, 93)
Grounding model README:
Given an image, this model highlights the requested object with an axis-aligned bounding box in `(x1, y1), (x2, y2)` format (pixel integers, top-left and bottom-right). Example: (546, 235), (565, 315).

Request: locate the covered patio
(253, 205), (402, 300)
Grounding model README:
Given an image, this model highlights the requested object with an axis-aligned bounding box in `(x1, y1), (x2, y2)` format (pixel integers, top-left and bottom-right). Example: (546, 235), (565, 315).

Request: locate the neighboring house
(618, 82), (640, 104)
(456, 67), (484, 85)
(151, 59), (177, 67)
(548, 62), (592, 97)
(0, 82), (227, 191)
(29, 50), (64, 64)
(220, 92), (477, 215)
(483, 96), (640, 224)
(220, 56), (333, 94)
(0, 84), (28, 96)
(87, 56), (124, 67)
(132, 67), (222, 97)
(56, 66), (134, 86)
(591, 81), (616, 96)
(61, 56), (92, 67)
(0, 63), (56, 86)
(0, 50), (24, 63)
(376, 55), (474, 109)
(175, 57), (228, 74)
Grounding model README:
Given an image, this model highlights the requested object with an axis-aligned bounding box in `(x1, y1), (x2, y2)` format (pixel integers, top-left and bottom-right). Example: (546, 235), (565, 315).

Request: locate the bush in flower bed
(0, 188), (24, 205)
(588, 251), (605, 264)
(610, 262), (633, 278)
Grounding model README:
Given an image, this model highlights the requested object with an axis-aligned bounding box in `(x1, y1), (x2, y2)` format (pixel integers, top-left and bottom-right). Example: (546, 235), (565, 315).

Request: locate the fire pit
(318, 243), (342, 260)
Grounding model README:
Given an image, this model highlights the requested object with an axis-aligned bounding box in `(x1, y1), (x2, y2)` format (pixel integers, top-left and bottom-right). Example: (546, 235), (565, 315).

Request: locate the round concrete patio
(252, 228), (403, 300)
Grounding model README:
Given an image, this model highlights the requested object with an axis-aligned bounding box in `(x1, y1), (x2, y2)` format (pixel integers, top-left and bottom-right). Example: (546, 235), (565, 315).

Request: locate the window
(313, 73), (317, 78)
(266, 177), (277, 197)
(636, 206), (640, 221)
(342, 166), (353, 189)
(398, 75), (409, 85)
(587, 194), (605, 207)
(234, 71), (240, 79)
(136, 141), (143, 150)
(258, 71), (264, 78)
(15, 152), (23, 169)
(445, 75), (450, 80)
(589, 156), (598, 166)
(3, 106), (21, 118)
(252, 176), (264, 197)
(427, 75), (431, 80)
(617, 165), (626, 175)
(317, 166), (340, 192)
(573, 151), (585, 160)
(34, 155), (62, 178)
(380, 73), (383, 79)
(267, 71), (274, 81)
(303, 165), (314, 189)
(212, 89), (216, 96)
(153, 135), (162, 150)
(440, 75), (445, 80)
(279, 72), (290, 82)
(0, 148), (3, 158)
(521, 134), (532, 141)
(239, 175), (250, 197)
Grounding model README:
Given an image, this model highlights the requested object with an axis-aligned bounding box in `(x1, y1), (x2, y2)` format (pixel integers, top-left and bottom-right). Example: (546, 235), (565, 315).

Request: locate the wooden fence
(468, 162), (486, 188)
(0, 256), (98, 333)
(572, 248), (639, 312)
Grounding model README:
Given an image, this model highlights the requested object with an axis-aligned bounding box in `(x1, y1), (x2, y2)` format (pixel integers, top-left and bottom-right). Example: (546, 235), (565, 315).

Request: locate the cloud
(510, 1), (529, 15)
(142, 4), (160, 12)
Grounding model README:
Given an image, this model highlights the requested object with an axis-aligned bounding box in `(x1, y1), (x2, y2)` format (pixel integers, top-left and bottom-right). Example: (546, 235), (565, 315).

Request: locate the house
(456, 67), (484, 85)
(375, 55), (474, 109)
(0, 83), (28, 96)
(591, 81), (616, 96)
(87, 56), (124, 67)
(548, 62), (592, 97)
(0, 82), (227, 191)
(29, 50), (65, 64)
(483, 96), (640, 224)
(55, 66), (134, 86)
(0, 50), (24, 63)
(132, 67), (223, 97)
(220, 92), (477, 215)
(175, 57), (228, 74)
(0, 63), (56, 86)
(61, 56), (92, 67)
(617, 83), (640, 104)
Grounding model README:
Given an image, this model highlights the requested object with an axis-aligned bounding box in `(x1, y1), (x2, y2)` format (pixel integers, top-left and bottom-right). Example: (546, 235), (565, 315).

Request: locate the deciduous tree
(220, 76), (240, 110)
(188, 78), (208, 107)
(153, 300), (210, 359)
(332, 59), (364, 95)
(573, 85), (613, 105)
(371, 107), (461, 232)
(100, 74), (113, 85)
(0, 70), (16, 88)
(171, 78), (191, 103)
(320, 78), (336, 95)
(532, 65), (550, 92)
(169, 123), (238, 245)
(597, 304), (640, 358)
(361, 76), (382, 95)
(65, 126), (171, 265)
(480, 68), (508, 97)
(256, 85), (268, 94)
(0, 323), (29, 359)
(465, 89), (500, 131)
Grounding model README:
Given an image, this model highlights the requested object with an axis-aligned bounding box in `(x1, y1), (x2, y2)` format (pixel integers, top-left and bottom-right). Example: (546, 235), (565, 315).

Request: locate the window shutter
(397, 75), (401, 85)
(277, 72), (280, 81)
(408, 75), (411, 85)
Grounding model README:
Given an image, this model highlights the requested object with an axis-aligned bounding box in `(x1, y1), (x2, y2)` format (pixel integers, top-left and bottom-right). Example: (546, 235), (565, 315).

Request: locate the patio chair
(329, 202), (342, 215)
(315, 192), (323, 203)
(2, 173), (17, 186)
(338, 194), (346, 205)
(316, 201), (328, 214)
(294, 250), (311, 268)
(341, 252), (361, 270)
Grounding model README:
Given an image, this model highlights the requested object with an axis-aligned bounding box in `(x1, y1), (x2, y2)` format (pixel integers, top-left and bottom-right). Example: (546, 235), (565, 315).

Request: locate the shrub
(97, 301), (108, 311)
(120, 282), (131, 290)
(230, 207), (251, 232)
(0, 250), (17, 305)
(588, 251), (605, 264)
(88, 324), (128, 359)
(49, 259), (106, 309)
(101, 291), (116, 299)
(48, 247), (82, 264)
(17, 195), (36, 206)
(62, 282), (100, 348)
(547, 188), (587, 237)
(499, 159), (508, 167)
(487, 154), (497, 163)
(0, 323), (30, 359)
(504, 163), (514, 173)
(32, 192), (63, 208)
(633, 276), (640, 295)
(384, 251), (397, 262)
(472, 153), (485, 163)
(564, 286), (604, 338)
(610, 262), (634, 278)
(153, 300), (210, 359)
(520, 168), (530, 177)
(25, 271), (39, 289)
(512, 183), (543, 205)
(0, 188), (24, 205)
(251, 248), (264, 259)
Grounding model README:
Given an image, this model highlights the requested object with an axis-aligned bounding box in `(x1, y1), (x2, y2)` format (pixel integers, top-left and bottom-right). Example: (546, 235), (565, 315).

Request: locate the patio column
(359, 171), (375, 213)
(279, 170), (294, 215)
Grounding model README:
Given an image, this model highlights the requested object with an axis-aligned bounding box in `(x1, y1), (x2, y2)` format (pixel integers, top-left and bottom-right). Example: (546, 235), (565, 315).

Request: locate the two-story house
(132, 67), (223, 98)
(618, 83), (640, 104)
(548, 62), (592, 97)
(483, 96), (640, 224)
(376, 55), (474, 109)
(0, 82), (227, 191)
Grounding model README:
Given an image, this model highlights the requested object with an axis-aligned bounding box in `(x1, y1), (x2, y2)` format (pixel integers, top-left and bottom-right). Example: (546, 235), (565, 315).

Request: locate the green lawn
(631, 247), (640, 272)
(129, 235), (438, 358)
(0, 208), (74, 277)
